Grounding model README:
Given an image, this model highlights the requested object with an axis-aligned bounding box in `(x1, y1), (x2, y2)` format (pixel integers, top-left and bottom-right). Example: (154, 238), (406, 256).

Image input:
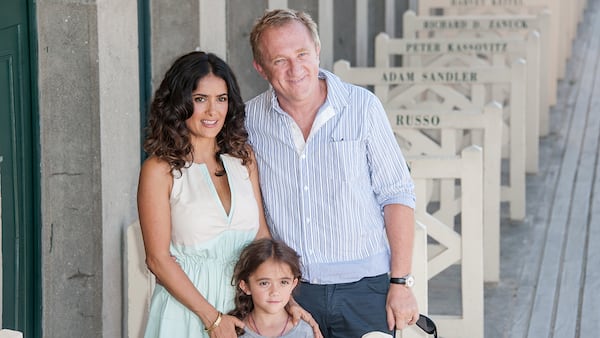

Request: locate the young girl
(230, 239), (315, 337)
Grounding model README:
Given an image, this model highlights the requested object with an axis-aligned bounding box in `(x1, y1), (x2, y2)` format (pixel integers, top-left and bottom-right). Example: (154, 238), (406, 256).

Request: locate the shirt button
(312, 278), (318, 283)
(306, 218), (311, 223)
(300, 154), (306, 159)
(304, 185), (308, 191)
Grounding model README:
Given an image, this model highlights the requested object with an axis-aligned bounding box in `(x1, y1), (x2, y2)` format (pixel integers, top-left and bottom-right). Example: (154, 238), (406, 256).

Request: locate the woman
(138, 51), (270, 337)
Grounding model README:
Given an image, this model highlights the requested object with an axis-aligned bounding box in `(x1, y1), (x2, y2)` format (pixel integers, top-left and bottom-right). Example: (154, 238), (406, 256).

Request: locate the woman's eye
(218, 96), (228, 102)
(194, 97), (206, 103)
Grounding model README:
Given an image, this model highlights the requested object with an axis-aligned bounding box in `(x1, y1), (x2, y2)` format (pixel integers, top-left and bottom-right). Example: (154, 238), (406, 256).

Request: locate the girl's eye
(194, 97), (206, 103)
(281, 280), (290, 286)
(218, 96), (228, 102)
(258, 281), (269, 287)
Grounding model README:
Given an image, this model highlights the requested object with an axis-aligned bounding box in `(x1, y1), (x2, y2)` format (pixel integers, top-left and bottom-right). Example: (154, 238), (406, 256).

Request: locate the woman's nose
(206, 100), (216, 115)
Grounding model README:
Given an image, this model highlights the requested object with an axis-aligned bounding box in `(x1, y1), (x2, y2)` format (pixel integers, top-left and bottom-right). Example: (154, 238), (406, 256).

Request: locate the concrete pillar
(37, 0), (139, 336)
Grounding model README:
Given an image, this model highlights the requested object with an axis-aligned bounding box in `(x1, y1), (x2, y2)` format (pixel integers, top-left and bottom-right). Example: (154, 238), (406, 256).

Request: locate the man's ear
(292, 278), (299, 289)
(253, 59), (268, 80)
(239, 280), (251, 295)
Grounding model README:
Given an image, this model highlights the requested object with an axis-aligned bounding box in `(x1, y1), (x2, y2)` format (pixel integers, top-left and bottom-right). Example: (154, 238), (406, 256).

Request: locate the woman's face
(185, 72), (229, 141)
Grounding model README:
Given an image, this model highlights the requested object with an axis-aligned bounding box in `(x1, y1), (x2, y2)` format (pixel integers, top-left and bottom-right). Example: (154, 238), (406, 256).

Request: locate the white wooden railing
(0, 330), (23, 338)
(408, 146), (485, 338)
(126, 221), (155, 338)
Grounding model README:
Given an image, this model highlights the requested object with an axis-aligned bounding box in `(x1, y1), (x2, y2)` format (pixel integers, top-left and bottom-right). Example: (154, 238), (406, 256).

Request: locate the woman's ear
(239, 280), (251, 295)
(292, 277), (299, 289)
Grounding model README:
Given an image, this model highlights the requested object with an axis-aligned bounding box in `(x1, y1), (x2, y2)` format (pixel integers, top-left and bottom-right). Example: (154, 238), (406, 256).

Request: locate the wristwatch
(390, 274), (415, 288)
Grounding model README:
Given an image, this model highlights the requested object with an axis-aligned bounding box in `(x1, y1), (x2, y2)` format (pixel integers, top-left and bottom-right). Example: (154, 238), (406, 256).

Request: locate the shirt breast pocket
(326, 139), (367, 182)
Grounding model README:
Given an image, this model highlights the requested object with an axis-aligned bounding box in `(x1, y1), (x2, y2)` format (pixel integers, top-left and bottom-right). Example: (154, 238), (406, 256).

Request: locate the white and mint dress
(144, 154), (260, 338)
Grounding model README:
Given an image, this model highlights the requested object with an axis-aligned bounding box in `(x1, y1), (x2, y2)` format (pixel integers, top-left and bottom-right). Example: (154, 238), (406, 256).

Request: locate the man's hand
(386, 284), (419, 331)
(286, 297), (323, 338)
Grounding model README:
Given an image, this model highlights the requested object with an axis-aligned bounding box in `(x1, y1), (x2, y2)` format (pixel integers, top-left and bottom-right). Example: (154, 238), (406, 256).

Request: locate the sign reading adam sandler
(380, 69), (479, 83)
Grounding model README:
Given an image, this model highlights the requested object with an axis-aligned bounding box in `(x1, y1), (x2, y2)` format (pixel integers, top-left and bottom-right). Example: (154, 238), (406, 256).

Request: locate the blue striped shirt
(245, 69), (415, 284)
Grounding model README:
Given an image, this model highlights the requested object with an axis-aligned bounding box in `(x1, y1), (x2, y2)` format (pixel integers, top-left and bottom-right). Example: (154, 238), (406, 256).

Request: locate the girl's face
(185, 73), (228, 141)
(240, 258), (298, 315)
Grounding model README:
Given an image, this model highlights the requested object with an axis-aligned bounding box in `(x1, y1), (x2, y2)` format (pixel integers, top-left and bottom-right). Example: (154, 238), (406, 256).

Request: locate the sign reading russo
(394, 114), (441, 127)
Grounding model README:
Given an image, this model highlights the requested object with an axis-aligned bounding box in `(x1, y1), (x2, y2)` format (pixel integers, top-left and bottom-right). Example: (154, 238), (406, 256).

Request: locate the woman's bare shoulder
(140, 156), (173, 181)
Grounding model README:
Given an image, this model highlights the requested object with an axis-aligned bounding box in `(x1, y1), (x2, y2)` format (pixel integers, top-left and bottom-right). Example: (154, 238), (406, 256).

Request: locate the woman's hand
(207, 313), (245, 338)
(286, 297), (323, 338)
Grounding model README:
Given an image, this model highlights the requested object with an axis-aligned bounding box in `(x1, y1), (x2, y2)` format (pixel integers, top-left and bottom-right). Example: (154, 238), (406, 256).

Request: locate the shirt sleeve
(364, 92), (416, 209)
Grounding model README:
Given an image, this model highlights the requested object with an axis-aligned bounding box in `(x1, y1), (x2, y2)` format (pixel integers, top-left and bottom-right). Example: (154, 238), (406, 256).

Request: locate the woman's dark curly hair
(143, 51), (251, 174)
(229, 239), (302, 326)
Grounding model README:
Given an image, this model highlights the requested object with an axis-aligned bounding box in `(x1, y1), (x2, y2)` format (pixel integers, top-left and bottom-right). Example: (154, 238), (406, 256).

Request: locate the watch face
(406, 275), (415, 287)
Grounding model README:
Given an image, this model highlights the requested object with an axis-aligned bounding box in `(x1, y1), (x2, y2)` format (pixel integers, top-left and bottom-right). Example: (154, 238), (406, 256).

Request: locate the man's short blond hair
(250, 9), (321, 66)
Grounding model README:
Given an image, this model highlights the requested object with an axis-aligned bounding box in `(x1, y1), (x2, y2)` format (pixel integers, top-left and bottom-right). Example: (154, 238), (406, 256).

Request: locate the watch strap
(390, 277), (409, 284)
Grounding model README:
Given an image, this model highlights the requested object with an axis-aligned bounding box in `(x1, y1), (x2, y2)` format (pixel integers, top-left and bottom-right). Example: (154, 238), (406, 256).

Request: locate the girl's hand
(286, 297), (323, 338)
(207, 313), (245, 338)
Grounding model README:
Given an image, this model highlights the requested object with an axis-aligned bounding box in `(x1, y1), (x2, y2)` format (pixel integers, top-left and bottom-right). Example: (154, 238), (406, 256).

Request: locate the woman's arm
(137, 157), (243, 336)
(248, 149), (271, 240)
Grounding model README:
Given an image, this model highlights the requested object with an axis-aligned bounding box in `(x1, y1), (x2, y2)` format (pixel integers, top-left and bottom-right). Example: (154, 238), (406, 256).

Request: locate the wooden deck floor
(484, 0), (600, 337)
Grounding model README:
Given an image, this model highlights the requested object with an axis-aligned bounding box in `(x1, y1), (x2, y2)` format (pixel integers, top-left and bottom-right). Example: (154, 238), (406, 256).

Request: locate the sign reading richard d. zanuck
(445, 0), (525, 6)
(420, 17), (529, 30)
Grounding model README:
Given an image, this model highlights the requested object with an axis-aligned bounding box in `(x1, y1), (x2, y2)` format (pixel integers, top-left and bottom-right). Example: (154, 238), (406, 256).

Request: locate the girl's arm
(137, 157), (243, 336)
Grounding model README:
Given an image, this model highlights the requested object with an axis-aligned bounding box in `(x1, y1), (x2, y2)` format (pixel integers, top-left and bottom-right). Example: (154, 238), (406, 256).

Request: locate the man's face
(253, 21), (321, 106)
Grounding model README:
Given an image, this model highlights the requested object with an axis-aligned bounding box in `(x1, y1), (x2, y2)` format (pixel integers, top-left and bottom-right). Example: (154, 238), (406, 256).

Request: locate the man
(245, 9), (418, 337)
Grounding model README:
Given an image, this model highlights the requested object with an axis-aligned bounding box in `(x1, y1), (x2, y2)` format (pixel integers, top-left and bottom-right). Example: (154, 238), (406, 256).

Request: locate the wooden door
(0, 0), (38, 336)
